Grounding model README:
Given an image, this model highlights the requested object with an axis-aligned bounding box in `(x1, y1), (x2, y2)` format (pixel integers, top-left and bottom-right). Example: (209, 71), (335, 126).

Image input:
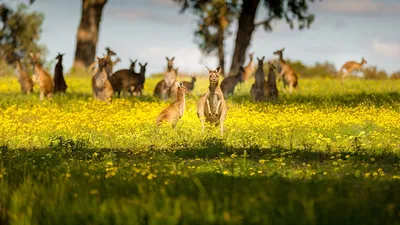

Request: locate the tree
(73, 0), (108, 69)
(363, 66), (388, 80)
(175, 0), (317, 76)
(390, 71), (400, 80)
(0, 3), (46, 65)
(188, 0), (239, 76)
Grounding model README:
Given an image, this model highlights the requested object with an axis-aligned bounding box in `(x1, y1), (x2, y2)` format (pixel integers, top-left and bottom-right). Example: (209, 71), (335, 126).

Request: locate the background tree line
(0, 0), (399, 79)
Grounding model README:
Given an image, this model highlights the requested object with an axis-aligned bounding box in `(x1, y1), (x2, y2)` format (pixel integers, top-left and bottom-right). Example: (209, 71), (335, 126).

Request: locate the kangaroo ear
(171, 57), (175, 61)
(281, 48), (285, 51)
(165, 57), (169, 61)
(215, 65), (221, 73)
(262, 56), (265, 61)
(206, 66), (212, 72)
(139, 63), (143, 67)
(144, 63), (148, 67)
(257, 57), (260, 61)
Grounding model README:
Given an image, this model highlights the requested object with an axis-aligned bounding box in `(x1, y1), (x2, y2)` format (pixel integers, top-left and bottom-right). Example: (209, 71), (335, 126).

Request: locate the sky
(4, 0), (400, 75)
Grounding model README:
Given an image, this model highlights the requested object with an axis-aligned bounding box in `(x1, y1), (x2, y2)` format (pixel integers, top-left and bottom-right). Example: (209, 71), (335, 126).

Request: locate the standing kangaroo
(110, 59), (139, 97)
(251, 57), (266, 102)
(220, 67), (244, 99)
(53, 53), (68, 94)
(273, 48), (298, 93)
(266, 61), (279, 101)
(197, 66), (228, 135)
(14, 58), (34, 94)
(339, 57), (367, 82)
(182, 75), (196, 92)
(29, 53), (54, 100)
(156, 82), (188, 127)
(154, 57), (178, 100)
(92, 57), (113, 102)
(243, 52), (255, 81)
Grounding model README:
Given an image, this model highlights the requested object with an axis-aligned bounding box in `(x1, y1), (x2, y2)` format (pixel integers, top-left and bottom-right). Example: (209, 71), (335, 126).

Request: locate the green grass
(0, 73), (400, 225)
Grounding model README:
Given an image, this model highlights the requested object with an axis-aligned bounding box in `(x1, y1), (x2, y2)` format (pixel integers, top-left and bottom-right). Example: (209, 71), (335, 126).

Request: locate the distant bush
(362, 66), (388, 80)
(390, 71), (400, 80)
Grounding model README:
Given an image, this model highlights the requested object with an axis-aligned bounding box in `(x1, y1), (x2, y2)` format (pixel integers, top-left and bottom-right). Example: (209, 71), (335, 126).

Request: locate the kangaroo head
(273, 48), (285, 57)
(256, 56), (265, 66)
(177, 81), (188, 94)
(55, 52), (65, 61)
(129, 59), (137, 71)
(268, 61), (276, 70)
(192, 75), (197, 82)
(105, 47), (116, 56)
(166, 57), (175, 70)
(361, 57), (367, 64)
(139, 62), (147, 73)
(206, 65), (221, 84)
(249, 52), (254, 60)
(96, 56), (108, 69)
(29, 52), (42, 66)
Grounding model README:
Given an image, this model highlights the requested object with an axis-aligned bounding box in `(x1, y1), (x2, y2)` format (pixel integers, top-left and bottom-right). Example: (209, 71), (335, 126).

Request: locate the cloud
(371, 39), (400, 58)
(313, 0), (400, 16)
(150, 0), (175, 6)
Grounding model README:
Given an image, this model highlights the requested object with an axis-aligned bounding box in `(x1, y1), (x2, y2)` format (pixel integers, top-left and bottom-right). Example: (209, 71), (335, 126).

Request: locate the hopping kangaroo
(182, 75), (196, 92)
(197, 66), (228, 135)
(220, 67), (244, 98)
(251, 57), (266, 102)
(266, 61), (279, 101)
(14, 58), (34, 94)
(339, 57), (367, 82)
(273, 48), (298, 93)
(243, 53), (255, 81)
(110, 59), (141, 97)
(53, 53), (68, 94)
(156, 82), (188, 127)
(154, 57), (178, 100)
(30, 53), (54, 100)
(92, 57), (113, 102)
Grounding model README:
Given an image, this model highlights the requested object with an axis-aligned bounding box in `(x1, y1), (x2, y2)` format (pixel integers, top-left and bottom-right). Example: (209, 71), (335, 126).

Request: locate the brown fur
(265, 61), (279, 101)
(220, 67), (244, 99)
(251, 57), (266, 102)
(109, 59), (140, 97)
(154, 57), (178, 100)
(29, 53), (54, 100)
(197, 66), (228, 135)
(273, 48), (298, 93)
(92, 57), (113, 102)
(243, 52), (255, 81)
(53, 53), (68, 94)
(15, 59), (34, 95)
(182, 75), (196, 91)
(339, 57), (367, 82)
(156, 82), (188, 127)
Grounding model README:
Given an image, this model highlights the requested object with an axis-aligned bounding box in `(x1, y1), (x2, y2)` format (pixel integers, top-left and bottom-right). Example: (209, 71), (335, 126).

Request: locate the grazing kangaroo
(53, 53), (68, 94)
(92, 57), (113, 102)
(156, 82), (188, 127)
(110, 59), (138, 97)
(29, 53), (54, 100)
(220, 67), (244, 99)
(14, 58), (34, 94)
(243, 52), (255, 81)
(266, 61), (279, 101)
(339, 57), (367, 82)
(251, 57), (266, 102)
(182, 75), (196, 92)
(273, 48), (298, 93)
(197, 66), (228, 135)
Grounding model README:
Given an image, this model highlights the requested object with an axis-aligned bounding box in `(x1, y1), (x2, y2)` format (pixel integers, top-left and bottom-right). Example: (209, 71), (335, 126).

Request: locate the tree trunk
(73, 0), (107, 69)
(217, 26), (225, 77)
(228, 0), (260, 76)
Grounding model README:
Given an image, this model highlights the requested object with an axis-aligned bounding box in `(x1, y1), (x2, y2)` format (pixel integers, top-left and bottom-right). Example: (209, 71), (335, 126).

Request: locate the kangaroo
(250, 57), (266, 102)
(14, 58), (34, 94)
(339, 57), (367, 82)
(265, 61), (279, 101)
(220, 67), (244, 99)
(156, 82), (188, 127)
(154, 57), (178, 100)
(104, 47), (117, 76)
(243, 52), (255, 81)
(133, 62), (147, 96)
(53, 53), (68, 94)
(182, 75), (196, 91)
(109, 59), (138, 97)
(92, 57), (113, 102)
(273, 48), (298, 93)
(197, 66), (228, 136)
(29, 53), (54, 100)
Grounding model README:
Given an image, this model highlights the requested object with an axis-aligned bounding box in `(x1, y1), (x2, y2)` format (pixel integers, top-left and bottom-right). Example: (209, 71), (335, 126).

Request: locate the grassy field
(0, 73), (400, 224)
